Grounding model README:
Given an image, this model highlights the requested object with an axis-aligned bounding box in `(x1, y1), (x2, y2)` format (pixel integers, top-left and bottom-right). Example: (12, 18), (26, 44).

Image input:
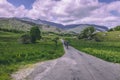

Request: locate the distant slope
(66, 24), (109, 33)
(0, 18), (63, 33)
(21, 18), (64, 29)
(0, 18), (33, 31)
(21, 18), (109, 33)
(1, 17), (108, 33)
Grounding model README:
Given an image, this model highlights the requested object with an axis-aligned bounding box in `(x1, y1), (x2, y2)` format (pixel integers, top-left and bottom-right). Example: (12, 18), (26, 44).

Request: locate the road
(12, 42), (120, 80)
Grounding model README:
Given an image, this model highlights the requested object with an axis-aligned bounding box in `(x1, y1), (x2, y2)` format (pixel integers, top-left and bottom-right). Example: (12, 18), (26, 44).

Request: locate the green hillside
(0, 18), (33, 31)
(0, 18), (62, 33)
(94, 31), (120, 41)
(65, 24), (108, 33)
(66, 26), (87, 33)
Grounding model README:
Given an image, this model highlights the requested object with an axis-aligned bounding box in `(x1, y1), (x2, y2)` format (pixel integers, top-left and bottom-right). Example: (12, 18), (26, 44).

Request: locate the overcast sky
(0, 0), (120, 27)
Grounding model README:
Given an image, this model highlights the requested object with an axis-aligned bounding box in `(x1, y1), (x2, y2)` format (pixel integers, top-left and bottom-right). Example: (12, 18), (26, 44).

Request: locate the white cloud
(0, 0), (28, 18)
(0, 0), (120, 27)
(14, 5), (28, 18)
(28, 0), (100, 20)
(107, 1), (120, 13)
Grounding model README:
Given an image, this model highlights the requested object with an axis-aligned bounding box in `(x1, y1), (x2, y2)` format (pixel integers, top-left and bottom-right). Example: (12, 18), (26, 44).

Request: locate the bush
(93, 35), (102, 42)
(52, 37), (59, 47)
(18, 34), (31, 44)
(108, 28), (113, 32)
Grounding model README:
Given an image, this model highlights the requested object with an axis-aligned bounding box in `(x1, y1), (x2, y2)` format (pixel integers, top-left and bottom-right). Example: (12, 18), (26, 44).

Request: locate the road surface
(12, 42), (120, 80)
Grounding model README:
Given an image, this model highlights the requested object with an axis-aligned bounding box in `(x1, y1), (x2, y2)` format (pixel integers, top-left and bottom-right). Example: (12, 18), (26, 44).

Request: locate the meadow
(0, 31), (64, 80)
(68, 39), (120, 63)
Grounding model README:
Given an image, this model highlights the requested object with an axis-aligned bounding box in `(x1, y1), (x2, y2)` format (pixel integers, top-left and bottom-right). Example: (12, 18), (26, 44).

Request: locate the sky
(0, 0), (120, 28)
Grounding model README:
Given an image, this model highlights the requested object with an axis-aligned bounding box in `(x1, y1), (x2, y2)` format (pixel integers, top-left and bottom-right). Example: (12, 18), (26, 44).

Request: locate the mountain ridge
(21, 17), (109, 33)
(0, 18), (62, 33)
(0, 17), (109, 33)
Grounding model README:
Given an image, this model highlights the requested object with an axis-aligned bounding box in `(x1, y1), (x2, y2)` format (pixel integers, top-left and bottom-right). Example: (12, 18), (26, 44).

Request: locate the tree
(114, 26), (120, 31)
(30, 26), (41, 43)
(108, 28), (113, 32)
(53, 37), (59, 47)
(108, 26), (120, 31)
(78, 26), (95, 40)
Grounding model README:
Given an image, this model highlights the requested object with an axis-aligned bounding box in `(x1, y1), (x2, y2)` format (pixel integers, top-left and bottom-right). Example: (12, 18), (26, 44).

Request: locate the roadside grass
(0, 31), (64, 80)
(68, 39), (120, 63)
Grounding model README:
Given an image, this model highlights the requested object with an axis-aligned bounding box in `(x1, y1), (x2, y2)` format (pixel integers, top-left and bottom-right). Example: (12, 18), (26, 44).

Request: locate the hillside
(0, 18), (33, 31)
(66, 24), (108, 33)
(94, 31), (120, 41)
(0, 18), (109, 33)
(21, 18), (109, 33)
(0, 18), (62, 33)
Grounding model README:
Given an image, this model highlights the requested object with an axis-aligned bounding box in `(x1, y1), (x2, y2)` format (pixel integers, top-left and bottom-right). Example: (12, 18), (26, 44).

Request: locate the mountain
(21, 18), (65, 29)
(0, 17), (109, 33)
(21, 18), (109, 33)
(0, 18), (33, 31)
(0, 18), (63, 33)
(65, 24), (109, 33)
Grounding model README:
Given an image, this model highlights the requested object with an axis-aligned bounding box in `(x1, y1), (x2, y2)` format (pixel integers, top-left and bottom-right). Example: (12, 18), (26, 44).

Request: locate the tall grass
(0, 31), (64, 80)
(68, 39), (120, 63)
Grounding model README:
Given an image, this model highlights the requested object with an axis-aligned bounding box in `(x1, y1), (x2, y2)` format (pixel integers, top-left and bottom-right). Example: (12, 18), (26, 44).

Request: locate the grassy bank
(68, 39), (120, 63)
(94, 31), (120, 41)
(0, 31), (64, 80)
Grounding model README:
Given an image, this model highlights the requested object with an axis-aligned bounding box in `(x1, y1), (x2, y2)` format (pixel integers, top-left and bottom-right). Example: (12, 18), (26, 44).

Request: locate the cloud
(14, 5), (28, 18)
(0, 0), (28, 18)
(84, 1), (120, 27)
(27, 0), (120, 27)
(28, 0), (101, 20)
(0, 0), (120, 27)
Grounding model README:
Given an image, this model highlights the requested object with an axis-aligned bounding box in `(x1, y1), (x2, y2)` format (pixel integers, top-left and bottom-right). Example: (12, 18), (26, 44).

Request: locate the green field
(68, 39), (120, 63)
(67, 31), (120, 63)
(0, 31), (64, 80)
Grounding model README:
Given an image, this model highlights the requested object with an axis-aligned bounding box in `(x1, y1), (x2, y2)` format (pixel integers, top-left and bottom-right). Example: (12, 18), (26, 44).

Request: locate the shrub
(52, 37), (59, 47)
(18, 34), (31, 44)
(108, 28), (114, 32)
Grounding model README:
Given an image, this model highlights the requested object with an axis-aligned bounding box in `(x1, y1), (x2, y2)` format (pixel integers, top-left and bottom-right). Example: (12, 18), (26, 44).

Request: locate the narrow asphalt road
(12, 42), (120, 80)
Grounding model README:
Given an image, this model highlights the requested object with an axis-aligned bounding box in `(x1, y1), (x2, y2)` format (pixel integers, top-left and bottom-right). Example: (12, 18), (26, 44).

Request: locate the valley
(0, 18), (120, 80)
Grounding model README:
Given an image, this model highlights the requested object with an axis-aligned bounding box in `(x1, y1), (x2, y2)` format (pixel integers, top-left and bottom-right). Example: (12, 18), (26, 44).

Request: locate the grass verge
(68, 39), (120, 63)
(0, 31), (64, 80)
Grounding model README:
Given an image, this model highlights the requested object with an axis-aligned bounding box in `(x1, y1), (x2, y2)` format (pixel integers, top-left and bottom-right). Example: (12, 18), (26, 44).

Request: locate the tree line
(0, 28), (23, 33)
